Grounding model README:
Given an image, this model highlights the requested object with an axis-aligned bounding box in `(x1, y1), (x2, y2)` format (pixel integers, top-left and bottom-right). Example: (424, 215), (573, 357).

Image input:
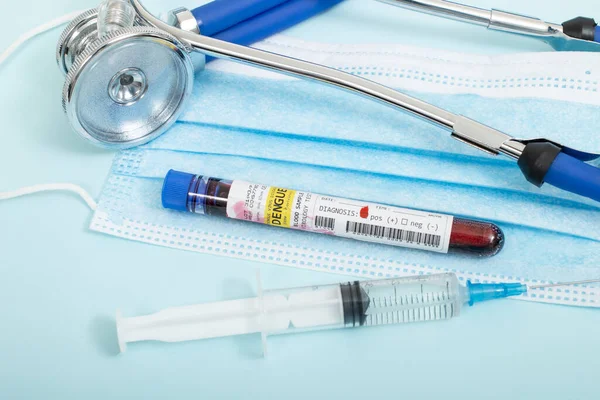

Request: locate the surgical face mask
(86, 35), (600, 308)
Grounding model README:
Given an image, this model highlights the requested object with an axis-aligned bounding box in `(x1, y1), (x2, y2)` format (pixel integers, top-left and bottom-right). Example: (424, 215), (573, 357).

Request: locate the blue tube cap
(467, 281), (527, 306)
(162, 170), (195, 211)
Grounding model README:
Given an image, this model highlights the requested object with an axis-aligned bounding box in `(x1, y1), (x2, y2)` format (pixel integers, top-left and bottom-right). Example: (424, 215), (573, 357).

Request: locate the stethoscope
(57, 0), (600, 203)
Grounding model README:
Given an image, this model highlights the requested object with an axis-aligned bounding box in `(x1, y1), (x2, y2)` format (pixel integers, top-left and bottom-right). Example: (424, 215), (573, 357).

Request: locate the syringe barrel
(263, 272), (465, 336)
(356, 273), (464, 327)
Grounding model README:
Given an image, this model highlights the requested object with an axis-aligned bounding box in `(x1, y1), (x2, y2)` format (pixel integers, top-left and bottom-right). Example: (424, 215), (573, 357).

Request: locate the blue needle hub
(467, 281), (528, 306)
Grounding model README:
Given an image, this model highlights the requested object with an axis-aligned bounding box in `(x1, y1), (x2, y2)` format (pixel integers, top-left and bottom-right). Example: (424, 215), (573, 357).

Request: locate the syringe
(116, 272), (533, 355)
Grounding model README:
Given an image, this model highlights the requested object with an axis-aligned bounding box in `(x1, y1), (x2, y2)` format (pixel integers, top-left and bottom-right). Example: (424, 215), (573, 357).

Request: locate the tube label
(264, 187), (296, 228)
(226, 181), (453, 253)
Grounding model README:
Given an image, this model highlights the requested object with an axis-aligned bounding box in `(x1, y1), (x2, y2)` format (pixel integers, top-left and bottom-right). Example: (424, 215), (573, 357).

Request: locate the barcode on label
(314, 216), (336, 230)
(345, 221), (441, 247)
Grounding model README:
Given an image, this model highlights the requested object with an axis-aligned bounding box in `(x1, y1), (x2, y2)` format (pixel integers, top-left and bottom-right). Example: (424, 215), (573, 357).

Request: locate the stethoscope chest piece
(59, 7), (195, 148)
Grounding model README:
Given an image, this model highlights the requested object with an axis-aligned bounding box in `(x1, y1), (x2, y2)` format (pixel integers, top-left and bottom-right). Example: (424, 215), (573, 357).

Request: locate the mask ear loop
(0, 9), (85, 66)
(0, 11), (97, 212)
(0, 184), (97, 211)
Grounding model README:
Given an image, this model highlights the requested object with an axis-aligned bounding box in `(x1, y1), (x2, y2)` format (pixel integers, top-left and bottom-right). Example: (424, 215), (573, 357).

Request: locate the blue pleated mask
(92, 37), (600, 307)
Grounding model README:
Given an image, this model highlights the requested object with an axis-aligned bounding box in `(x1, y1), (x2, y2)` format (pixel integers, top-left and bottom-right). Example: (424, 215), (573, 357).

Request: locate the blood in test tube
(449, 218), (504, 257)
(162, 170), (504, 257)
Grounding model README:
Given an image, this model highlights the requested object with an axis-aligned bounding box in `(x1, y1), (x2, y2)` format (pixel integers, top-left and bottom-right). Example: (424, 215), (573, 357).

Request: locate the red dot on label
(360, 206), (369, 219)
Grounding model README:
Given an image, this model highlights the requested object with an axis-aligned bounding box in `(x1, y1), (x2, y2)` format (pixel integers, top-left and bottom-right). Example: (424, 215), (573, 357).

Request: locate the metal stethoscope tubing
(129, 0), (525, 159)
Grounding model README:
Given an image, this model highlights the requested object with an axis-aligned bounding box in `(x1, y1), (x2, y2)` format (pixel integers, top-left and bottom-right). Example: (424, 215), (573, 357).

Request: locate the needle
(529, 278), (600, 290)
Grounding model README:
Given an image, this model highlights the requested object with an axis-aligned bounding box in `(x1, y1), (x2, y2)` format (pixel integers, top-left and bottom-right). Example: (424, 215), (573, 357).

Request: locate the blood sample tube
(161, 170), (504, 257)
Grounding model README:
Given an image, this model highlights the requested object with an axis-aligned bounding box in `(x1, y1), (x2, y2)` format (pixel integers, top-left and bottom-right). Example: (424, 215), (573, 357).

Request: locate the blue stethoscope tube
(191, 0), (290, 37)
(193, 0), (343, 62)
(213, 0), (345, 47)
(545, 153), (600, 202)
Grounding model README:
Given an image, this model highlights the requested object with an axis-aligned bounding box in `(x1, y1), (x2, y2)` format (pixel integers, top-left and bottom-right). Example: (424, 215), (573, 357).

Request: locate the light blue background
(1, 0), (599, 399)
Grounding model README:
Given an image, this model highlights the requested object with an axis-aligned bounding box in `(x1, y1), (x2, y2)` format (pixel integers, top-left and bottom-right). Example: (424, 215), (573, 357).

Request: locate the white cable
(0, 9), (86, 66)
(0, 184), (97, 211)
